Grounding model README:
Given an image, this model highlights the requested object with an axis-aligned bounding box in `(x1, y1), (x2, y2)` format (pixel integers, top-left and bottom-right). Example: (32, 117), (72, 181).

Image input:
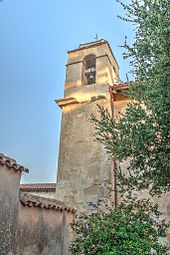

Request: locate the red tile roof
(20, 183), (56, 192)
(109, 82), (129, 93)
(19, 192), (76, 213)
(0, 154), (29, 173)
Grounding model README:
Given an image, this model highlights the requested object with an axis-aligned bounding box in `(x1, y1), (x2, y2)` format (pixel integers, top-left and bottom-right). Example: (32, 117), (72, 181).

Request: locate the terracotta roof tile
(20, 183), (56, 192)
(0, 154), (29, 173)
(19, 192), (76, 213)
(110, 82), (128, 90)
(109, 82), (129, 95)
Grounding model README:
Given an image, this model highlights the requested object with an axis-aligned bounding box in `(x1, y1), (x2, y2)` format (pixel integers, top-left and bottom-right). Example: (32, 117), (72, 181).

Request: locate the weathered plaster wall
(0, 161), (21, 255)
(15, 196), (74, 255)
(65, 40), (119, 90)
(56, 81), (130, 213)
(23, 190), (56, 198)
(0, 157), (75, 255)
(56, 96), (114, 212)
(55, 40), (123, 212)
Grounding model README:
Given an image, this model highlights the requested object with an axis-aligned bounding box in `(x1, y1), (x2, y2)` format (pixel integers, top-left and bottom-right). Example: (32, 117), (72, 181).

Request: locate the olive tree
(92, 0), (170, 195)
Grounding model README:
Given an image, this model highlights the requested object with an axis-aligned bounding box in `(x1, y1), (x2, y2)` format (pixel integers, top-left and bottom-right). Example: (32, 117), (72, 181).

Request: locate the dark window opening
(83, 54), (96, 85)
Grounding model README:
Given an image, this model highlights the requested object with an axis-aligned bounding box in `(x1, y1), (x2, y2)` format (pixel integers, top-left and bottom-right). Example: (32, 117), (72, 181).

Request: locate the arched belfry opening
(56, 40), (121, 212)
(83, 54), (96, 85)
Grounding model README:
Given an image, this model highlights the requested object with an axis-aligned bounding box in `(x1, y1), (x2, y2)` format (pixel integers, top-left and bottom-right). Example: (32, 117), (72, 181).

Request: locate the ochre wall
(65, 41), (119, 90)
(0, 158), (74, 255)
(56, 40), (121, 212)
(0, 162), (21, 255)
(15, 203), (74, 255)
(56, 97), (113, 212)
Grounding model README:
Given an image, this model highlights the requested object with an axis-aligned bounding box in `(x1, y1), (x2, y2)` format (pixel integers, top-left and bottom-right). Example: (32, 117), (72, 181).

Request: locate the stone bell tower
(55, 40), (120, 212)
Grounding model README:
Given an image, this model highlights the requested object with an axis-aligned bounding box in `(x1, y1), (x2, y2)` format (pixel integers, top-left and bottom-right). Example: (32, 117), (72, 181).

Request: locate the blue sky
(0, 0), (133, 183)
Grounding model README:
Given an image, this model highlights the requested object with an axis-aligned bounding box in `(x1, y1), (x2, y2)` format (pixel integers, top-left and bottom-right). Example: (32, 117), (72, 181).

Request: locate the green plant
(70, 197), (169, 255)
(70, 0), (170, 253)
(92, 0), (170, 196)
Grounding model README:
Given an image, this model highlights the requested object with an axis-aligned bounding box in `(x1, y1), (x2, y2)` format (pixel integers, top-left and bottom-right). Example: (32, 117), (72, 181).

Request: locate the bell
(89, 73), (94, 80)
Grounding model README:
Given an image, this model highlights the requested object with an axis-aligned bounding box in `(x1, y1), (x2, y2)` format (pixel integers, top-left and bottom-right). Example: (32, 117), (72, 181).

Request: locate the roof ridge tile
(0, 155), (29, 173)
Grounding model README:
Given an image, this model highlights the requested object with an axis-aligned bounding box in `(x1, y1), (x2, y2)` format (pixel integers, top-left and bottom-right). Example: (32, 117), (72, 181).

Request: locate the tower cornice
(68, 39), (119, 70)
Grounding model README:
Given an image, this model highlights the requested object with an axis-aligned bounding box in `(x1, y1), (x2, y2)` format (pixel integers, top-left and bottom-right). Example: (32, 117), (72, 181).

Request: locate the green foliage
(70, 1), (170, 254)
(92, 0), (170, 195)
(70, 197), (169, 255)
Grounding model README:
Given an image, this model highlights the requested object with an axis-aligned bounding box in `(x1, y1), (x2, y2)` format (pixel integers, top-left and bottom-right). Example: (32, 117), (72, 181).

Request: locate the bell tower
(55, 40), (120, 212)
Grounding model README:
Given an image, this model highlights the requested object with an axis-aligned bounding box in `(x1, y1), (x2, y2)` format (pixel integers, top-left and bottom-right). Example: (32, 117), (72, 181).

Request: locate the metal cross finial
(126, 73), (129, 83)
(95, 33), (98, 40)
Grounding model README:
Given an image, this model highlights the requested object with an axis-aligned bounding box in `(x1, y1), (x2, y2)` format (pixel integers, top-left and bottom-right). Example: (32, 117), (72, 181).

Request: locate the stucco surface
(55, 40), (128, 212)
(15, 204), (74, 255)
(0, 160), (74, 255)
(56, 97), (113, 212)
(0, 165), (21, 255)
